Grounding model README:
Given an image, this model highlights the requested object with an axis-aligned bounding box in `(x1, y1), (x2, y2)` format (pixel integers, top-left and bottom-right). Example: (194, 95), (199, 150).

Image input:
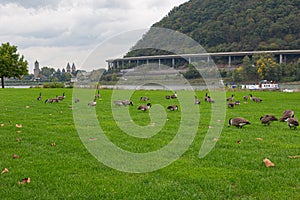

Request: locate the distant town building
(66, 63), (71, 73)
(62, 68), (66, 73)
(33, 60), (40, 79)
(72, 63), (76, 73)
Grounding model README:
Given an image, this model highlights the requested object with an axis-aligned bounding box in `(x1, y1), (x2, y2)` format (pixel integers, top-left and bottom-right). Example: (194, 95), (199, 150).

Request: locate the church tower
(33, 60), (40, 79)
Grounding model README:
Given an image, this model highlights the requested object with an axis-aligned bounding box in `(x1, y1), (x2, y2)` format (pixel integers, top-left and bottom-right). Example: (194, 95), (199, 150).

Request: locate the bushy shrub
(43, 82), (65, 88)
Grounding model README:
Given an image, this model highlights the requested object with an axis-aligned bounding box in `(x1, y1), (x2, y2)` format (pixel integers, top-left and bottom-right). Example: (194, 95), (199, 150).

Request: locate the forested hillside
(128, 0), (300, 56)
(109, 0), (300, 83)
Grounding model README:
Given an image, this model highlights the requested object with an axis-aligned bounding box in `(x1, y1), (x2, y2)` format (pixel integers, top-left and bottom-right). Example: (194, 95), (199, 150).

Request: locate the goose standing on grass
(253, 97), (263, 102)
(122, 100), (133, 106)
(138, 103), (151, 111)
(37, 92), (42, 100)
(167, 105), (178, 111)
(45, 96), (59, 103)
(140, 96), (150, 101)
(204, 93), (209, 102)
(260, 115), (278, 125)
(88, 98), (97, 106)
(287, 118), (299, 129)
(57, 92), (66, 101)
(95, 90), (101, 99)
(249, 94), (254, 101)
(228, 102), (235, 108)
(250, 94), (262, 102)
(228, 117), (250, 128)
(74, 98), (80, 103)
(243, 95), (248, 101)
(280, 110), (295, 122)
(227, 94), (234, 101)
(234, 100), (240, 105)
(207, 96), (215, 103)
(113, 100), (123, 106)
(165, 95), (171, 99)
(194, 96), (200, 104)
(171, 92), (177, 99)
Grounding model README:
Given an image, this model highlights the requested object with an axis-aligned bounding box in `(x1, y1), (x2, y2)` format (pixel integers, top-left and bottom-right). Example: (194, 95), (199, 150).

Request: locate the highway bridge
(106, 49), (300, 69)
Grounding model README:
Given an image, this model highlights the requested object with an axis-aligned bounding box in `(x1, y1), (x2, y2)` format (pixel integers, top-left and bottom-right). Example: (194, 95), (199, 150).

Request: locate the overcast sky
(0, 0), (187, 73)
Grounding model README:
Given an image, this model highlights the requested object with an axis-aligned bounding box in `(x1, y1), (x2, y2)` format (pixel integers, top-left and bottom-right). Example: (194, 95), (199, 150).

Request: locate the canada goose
(95, 90), (101, 98)
(243, 95), (248, 101)
(204, 93), (209, 101)
(287, 118), (299, 129)
(171, 92), (177, 99)
(45, 97), (59, 103)
(88, 98), (97, 106)
(250, 94), (262, 102)
(57, 92), (66, 100)
(234, 100), (240, 105)
(253, 97), (263, 102)
(194, 96), (200, 104)
(74, 98), (80, 103)
(138, 103), (151, 111)
(165, 95), (171, 99)
(140, 96), (150, 101)
(228, 117), (250, 128)
(280, 110), (295, 122)
(113, 100), (123, 106)
(207, 96), (215, 103)
(227, 94), (234, 101)
(249, 94), (254, 101)
(167, 105), (178, 111)
(37, 92), (42, 100)
(228, 102), (235, 108)
(122, 100), (133, 106)
(260, 115), (278, 125)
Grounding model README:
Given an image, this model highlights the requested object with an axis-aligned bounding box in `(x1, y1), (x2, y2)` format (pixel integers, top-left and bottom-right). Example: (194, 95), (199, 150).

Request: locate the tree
(0, 42), (28, 88)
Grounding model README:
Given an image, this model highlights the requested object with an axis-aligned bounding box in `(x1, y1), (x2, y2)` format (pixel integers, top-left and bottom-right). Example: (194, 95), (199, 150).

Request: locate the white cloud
(0, 0), (187, 72)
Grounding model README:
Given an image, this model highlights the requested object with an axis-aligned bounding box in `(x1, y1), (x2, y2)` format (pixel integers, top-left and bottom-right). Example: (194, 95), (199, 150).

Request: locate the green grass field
(0, 88), (299, 199)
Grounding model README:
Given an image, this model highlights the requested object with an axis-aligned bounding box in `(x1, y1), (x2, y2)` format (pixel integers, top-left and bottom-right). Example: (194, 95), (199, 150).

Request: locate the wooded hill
(127, 0), (300, 56)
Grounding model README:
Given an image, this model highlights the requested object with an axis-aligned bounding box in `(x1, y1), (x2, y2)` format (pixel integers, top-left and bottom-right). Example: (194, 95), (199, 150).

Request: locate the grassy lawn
(0, 88), (299, 199)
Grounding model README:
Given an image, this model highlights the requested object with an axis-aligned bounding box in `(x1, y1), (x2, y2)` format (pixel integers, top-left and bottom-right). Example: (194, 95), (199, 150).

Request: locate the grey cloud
(0, 0), (61, 8)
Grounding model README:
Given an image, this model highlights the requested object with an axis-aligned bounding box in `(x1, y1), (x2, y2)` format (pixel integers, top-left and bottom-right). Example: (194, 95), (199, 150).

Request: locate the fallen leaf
(288, 155), (300, 159)
(89, 138), (97, 141)
(51, 142), (56, 146)
(0, 124), (4, 127)
(15, 124), (22, 128)
(1, 168), (9, 174)
(237, 139), (242, 144)
(16, 131), (22, 134)
(13, 154), (20, 159)
(25, 106), (30, 109)
(208, 126), (213, 129)
(18, 177), (30, 184)
(256, 138), (263, 141)
(16, 138), (22, 142)
(213, 137), (219, 142)
(263, 158), (275, 167)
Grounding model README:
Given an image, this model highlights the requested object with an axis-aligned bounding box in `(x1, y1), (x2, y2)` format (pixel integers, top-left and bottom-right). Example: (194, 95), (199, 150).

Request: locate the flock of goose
(37, 92), (66, 103)
(226, 94), (298, 129)
(37, 90), (299, 129)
